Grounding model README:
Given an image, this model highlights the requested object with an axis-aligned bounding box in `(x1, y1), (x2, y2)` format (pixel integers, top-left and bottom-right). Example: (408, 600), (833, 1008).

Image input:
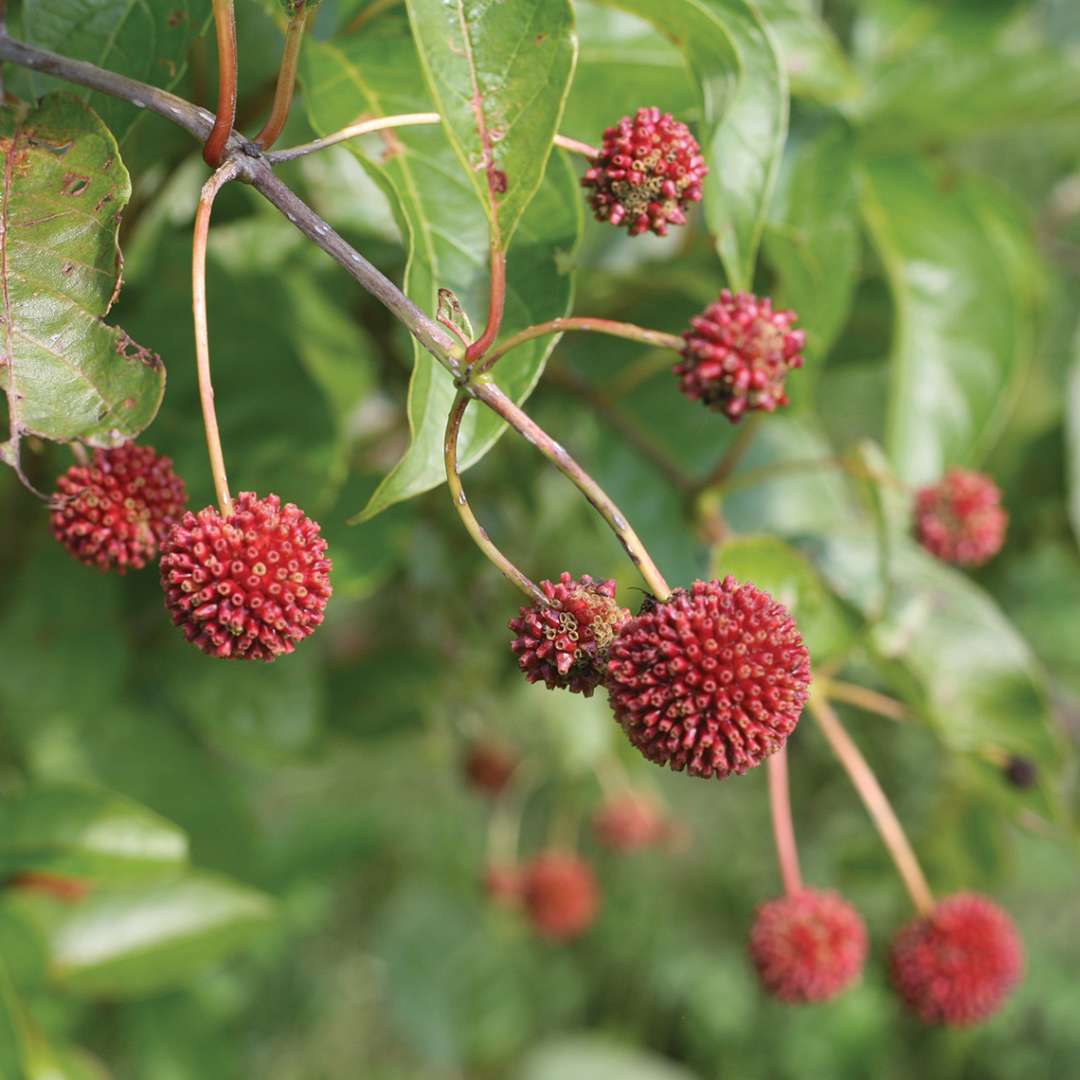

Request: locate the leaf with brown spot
(0, 96), (165, 454)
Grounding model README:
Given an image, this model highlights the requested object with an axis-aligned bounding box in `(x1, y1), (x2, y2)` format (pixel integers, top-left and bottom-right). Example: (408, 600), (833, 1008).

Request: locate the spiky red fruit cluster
(50, 443), (187, 572)
(605, 578), (811, 780)
(521, 852), (600, 942)
(913, 468), (1007, 567)
(581, 107), (708, 237)
(592, 793), (667, 853)
(160, 492), (332, 661)
(750, 889), (868, 1004)
(509, 573), (630, 696)
(463, 741), (518, 797)
(890, 893), (1023, 1026)
(675, 291), (806, 422)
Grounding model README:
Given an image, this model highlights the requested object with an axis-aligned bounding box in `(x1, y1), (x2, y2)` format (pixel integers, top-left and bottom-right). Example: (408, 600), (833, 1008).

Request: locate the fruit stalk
(192, 161), (240, 516)
(811, 694), (934, 915)
(444, 391), (548, 605)
(767, 747), (803, 895)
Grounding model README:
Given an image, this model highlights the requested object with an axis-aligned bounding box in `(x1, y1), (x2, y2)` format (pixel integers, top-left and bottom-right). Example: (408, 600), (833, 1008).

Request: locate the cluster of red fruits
(49, 442), (331, 660)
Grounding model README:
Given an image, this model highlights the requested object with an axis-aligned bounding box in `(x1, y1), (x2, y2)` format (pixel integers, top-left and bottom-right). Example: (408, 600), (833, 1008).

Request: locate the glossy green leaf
(859, 158), (1036, 484)
(405, 0), (576, 248)
(0, 786), (187, 882)
(24, 0), (212, 142)
(603, 0), (787, 289)
(0, 96), (164, 453)
(1068, 334), (1080, 546)
(301, 21), (581, 520)
(764, 120), (859, 362)
(755, 0), (859, 104)
(806, 528), (1068, 821)
(45, 873), (274, 998)
(711, 535), (855, 663)
(517, 1037), (698, 1080)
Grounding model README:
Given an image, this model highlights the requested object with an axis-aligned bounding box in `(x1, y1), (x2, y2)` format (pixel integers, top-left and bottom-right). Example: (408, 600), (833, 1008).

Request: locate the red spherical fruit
(463, 741), (518, 796)
(750, 889), (868, 1004)
(913, 468), (1007, 567)
(509, 573), (630, 696)
(890, 893), (1024, 1026)
(50, 443), (187, 572)
(581, 107), (708, 237)
(592, 793), (666, 853)
(675, 290), (806, 422)
(605, 578), (811, 780)
(160, 492), (332, 661)
(521, 852), (600, 942)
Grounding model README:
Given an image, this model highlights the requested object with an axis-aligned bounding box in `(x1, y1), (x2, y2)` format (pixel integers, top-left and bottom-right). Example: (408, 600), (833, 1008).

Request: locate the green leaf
(0, 96), (164, 453)
(806, 529), (1069, 822)
(404, 0), (577, 248)
(1068, 331), (1080, 546)
(24, 0), (212, 142)
(710, 535), (855, 663)
(764, 120), (859, 362)
(0, 786), (187, 883)
(603, 0), (787, 289)
(43, 873), (274, 998)
(301, 21), (581, 520)
(517, 1037), (698, 1080)
(858, 158), (1036, 484)
(755, 0), (859, 104)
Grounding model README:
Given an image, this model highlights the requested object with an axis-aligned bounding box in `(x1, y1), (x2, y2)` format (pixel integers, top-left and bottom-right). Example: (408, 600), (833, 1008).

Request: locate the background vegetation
(1, 0), (1079, 1076)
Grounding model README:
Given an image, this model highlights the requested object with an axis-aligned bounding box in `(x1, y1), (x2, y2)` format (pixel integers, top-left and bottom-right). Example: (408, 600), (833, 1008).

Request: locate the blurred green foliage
(1, 0), (1080, 1076)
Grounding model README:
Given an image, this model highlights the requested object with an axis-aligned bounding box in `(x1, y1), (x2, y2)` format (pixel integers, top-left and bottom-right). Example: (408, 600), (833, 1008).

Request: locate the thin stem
(695, 414), (764, 494)
(767, 748), (802, 896)
(824, 679), (910, 723)
(544, 365), (692, 494)
(473, 380), (671, 600)
(445, 391), (548, 606)
(192, 161), (240, 516)
(465, 247), (507, 363)
(254, 7), (311, 150)
(266, 111), (441, 162)
(343, 0), (401, 34)
(203, 0), (238, 167)
(475, 317), (684, 379)
(553, 133), (599, 158)
(810, 695), (934, 915)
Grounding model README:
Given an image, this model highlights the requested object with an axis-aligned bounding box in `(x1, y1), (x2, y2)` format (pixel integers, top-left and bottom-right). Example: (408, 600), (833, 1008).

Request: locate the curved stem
(203, 0), (238, 167)
(192, 162), (240, 516)
(553, 133), (599, 158)
(266, 111), (441, 162)
(810, 695), (934, 915)
(473, 381), (671, 601)
(254, 7), (311, 150)
(476, 317), (683, 379)
(445, 391), (547, 606)
(822, 679), (910, 723)
(768, 747), (802, 896)
(695, 414), (763, 494)
(465, 247), (506, 363)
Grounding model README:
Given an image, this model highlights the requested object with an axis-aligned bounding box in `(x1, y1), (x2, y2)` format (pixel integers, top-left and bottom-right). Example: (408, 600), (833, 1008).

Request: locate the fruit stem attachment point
(473, 317), (683, 380)
(192, 161), (240, 518)
(445, 391), (548, 606)
(203, 0), (238, 167)
(768, 747), (803, 896)
(810, 694), (935, 915)
(553, 133), (600, 159)
(254, 6), (311, 150)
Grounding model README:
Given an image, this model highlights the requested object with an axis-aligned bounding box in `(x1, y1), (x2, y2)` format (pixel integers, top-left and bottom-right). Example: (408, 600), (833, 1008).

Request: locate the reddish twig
(203, 0), (238, 167)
